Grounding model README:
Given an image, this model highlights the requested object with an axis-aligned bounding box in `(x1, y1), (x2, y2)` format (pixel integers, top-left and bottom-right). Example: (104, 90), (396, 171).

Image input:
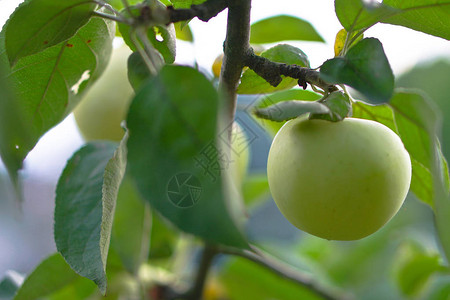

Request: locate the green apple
(267, 117), (411, 240)
(74, 46), (134, 141)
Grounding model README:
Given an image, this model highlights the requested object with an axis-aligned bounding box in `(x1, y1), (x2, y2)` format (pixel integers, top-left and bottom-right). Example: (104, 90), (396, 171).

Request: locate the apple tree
(1, 0), (450, 299)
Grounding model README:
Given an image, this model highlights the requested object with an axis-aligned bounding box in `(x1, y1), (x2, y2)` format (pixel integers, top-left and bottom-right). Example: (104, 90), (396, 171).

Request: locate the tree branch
(220, 246), (346, 300)
(167, 0), (228, 23)
(244, 47), (338, 93)
(219, 0), (252, 123)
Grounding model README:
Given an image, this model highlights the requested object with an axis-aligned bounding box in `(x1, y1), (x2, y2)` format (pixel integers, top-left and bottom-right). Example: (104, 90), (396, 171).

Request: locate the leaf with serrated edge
(55, 137), (127, 294)
(255, 100), (329, 122)
(5, 0), (97, 65)
(0, 15), (114, 183)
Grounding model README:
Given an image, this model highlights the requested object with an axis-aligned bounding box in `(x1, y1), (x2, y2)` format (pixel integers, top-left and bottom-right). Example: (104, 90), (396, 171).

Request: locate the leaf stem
(92, 11), (130, 24)
(130, 29), (158, 76)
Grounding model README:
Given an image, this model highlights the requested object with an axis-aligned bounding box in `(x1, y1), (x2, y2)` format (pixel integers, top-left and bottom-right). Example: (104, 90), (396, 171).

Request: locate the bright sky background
(0, 0), (450, 181)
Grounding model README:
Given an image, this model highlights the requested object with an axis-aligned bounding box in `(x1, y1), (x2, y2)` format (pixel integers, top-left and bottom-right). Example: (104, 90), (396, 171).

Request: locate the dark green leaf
(14, 254), (80, 300)
(309, 91), (351, 122)
(4, 0), (97, 66)
(250, 15), (324, 44)
(55, 139), (127, 294)
(0, 273), (20, 299)
(394, 242), (446, 296)
(238, 44), (310, 94)
(242, 173), (270, 207)
(254, 100), (329, 122)
(126, 65), (248, 248)
(118, 5), (176, 64)
(220, 257), (323, 300)
(127, 52), (152, 91)
(253, 89), (322, 136)
(0, 15), (114, 185)
(111, 177), (151, 274)
(320, 38), (394, 104)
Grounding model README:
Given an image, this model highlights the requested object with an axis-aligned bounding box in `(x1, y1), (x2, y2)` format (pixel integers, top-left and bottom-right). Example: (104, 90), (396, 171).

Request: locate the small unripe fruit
(74, 46), (134, 141)
(267, 117), (411, 240)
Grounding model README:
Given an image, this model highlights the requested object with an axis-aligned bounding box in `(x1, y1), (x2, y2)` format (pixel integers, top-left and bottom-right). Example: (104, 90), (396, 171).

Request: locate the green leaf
(126, 65), (248, 248)
(253, 89), (322, 136)
(383, 0), (450, 40)
(254, 101), (329, 122)
(352, 100), (397, 132)
(220, 257), (324, 300)
(396, 59), (450, 160)
(0, 273), (20, 299)
(335, 0), (398, 33)
(320, 38), (394, 104)
(335, 0), (450, 40)
(127, 52), (152, 91)
(55, 139), (127, 294)
(250, 15), (324, 44)
(0, 61), (32, 196)
(118, 5), (176, 64)
(107, 0), (144, 11)
(14, 254), (80, 300)
(309, 91), (352, 122)
(0, 15), (114, 185)
(149, 212), (178, 259)
(242, 173), (271, 207)
(238, 44), (310, 94)
(394, 242), (445, 296)
(4, 0), (97, 66)
(355, 89), (450, 263)
(111, 177), (151, 274)
(174, 23), (193, 42)
(171, 0), (206, 9)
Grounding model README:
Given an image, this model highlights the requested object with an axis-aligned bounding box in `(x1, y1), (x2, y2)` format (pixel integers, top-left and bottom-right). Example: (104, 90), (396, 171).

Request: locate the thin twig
(186, 244), (218, 300)
(92, 10), (130, 24)
(244, 48), (338, 93)
(220, 245), (346, 300)
(167, 0), (228, 23)
(130, 29), (158, 76)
